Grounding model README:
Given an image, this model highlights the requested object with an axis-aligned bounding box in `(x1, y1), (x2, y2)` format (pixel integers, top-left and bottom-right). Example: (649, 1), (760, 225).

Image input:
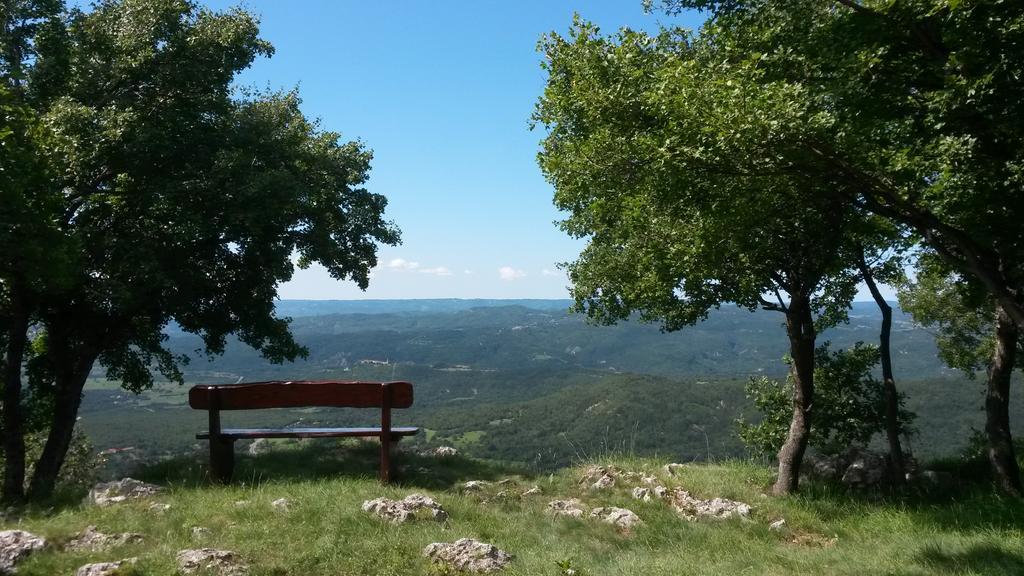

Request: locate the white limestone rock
(590, 507), (642, 529)
(462, 480), (490, 492)
(662, 463), (686, 476)
(547, 499), (587, 519)
(176, 548), (248, 575)
(668, 489), (752, 521)
(0, 530), (46, 574)
(65, 525), (143, 551)
(87, 478), (163, 506)
(75, 558), (137, 576)
(362, 493), (449, 523)
(423, 538), (512, 573)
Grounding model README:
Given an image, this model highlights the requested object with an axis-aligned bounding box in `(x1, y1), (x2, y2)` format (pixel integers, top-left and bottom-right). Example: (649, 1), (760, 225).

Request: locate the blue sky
(197, 1), (704, 299)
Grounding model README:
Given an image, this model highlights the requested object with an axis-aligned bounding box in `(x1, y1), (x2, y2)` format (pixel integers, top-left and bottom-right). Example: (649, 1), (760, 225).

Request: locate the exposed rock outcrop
(247, 438), (271, 456)
(362, 494), (449, 523)
(433, 446), (458, 457)
(176, 548), (248, 575)
(66, 526), (143, 551)
(522, 486), (542, 497)
(0, 530), (46, 574)
(87, 478), (163, 506)
(662, 463), (686, 476)
(423, 538), (512, 573)
(632, 487), (652, 501)
(75, 558), (137, 576)
(590, 507), (642, 529)
(547, 499), (587, 518)
(668, 489), (752, 520)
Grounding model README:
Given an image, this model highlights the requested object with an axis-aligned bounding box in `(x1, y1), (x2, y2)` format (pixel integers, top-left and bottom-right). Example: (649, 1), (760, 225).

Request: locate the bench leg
(210, 437), (235, 484)
(380, 438), (402, 483)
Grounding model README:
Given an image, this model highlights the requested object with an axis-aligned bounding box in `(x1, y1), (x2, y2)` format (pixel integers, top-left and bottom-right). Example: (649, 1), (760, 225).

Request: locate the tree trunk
(1, 301), (29, 503)
(858, 257), (906, 485)
(26, 341), (96, 501)
(773, 294), (816, 495)
(985, 304), (1022, 497)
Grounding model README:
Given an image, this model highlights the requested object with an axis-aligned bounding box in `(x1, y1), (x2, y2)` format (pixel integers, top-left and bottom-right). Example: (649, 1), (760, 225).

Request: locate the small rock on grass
(522, 486), (542, 497)
(176, 548), (248, 575)
(662, 463), (685, 476)
(88, 478), (163, 507)
(462, 480), (490, 492)
(0, 530), (47, 574)
(362, 494), (448, 523)
(547, 499), (587, 518)
(433, 446), (458, 457)
(148, 502), (171, 513)
(632, 487), (652, 501)
(66, 525), (143, 551)
(590, 507), (642, 529)
(271, 498), (291, 510)
(668, 489), (752, 521)
(75, 558), (137, 576)
(423, 538), (512, 573)
(769, 519), (786, 531)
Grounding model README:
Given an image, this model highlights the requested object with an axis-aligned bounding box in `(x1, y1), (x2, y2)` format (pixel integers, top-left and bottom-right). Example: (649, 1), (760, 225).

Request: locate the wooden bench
(188, 380), (418, 483)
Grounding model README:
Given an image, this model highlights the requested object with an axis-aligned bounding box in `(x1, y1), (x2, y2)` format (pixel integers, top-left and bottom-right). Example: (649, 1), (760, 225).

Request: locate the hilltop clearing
(3, 443), (1022, 575)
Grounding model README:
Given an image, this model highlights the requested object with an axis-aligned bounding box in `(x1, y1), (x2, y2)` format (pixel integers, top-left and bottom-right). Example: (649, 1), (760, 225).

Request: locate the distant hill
(77, 298), (1023, 472)
(164, 299), (951, 381)
(274, 298), (575, 317)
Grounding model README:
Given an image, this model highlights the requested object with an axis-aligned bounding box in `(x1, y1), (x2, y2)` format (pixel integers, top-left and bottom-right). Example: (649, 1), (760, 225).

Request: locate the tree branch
(834, 0), (881, 17)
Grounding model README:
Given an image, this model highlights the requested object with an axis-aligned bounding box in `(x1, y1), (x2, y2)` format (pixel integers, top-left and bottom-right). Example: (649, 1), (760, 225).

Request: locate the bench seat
(197, 427), (419, 440)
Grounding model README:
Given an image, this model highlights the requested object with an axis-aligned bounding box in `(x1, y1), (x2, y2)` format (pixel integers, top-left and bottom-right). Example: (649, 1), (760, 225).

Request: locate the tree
(899, 255), (1023, 495)
(535, 20), (863, 494)
(855, 233), (912, 484)
(647, 0), (1024, 327)
(1, 0), (399, 501)
(644, 0), (1024, 495)
(739, 342), (914, 461)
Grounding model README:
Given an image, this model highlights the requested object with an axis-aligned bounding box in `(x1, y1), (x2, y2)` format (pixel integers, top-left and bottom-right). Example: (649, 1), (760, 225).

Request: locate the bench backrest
(188, 380), (414, 411)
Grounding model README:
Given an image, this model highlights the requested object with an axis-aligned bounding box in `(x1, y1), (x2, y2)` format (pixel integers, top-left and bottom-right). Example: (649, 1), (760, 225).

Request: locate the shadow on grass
(914, 543), (1024, 576)
(133, 439), (529, 491)
(790, 471), (1024, 533)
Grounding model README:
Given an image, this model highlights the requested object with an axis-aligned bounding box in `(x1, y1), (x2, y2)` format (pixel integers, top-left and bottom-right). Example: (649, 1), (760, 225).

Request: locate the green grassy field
(5, 441), (1024, 575)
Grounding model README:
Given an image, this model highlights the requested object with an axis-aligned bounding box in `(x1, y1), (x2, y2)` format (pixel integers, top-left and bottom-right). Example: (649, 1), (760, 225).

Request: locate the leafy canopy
(5, 0), (400, 393)
(534, 17), (862, 329)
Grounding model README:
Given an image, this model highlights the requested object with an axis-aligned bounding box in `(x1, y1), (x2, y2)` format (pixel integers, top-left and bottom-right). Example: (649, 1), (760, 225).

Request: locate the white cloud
(541, 268), (562, 277)
(386, 258), (420, 271)
(463, 270), (474, 275)
(499, 266), (527, 281)
(419, 266), (453, 276)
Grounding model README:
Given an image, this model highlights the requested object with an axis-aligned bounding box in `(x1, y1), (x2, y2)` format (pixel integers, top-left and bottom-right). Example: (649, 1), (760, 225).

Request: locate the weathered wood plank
(188, 381), (414, 410)
(196, 427), (419, 440)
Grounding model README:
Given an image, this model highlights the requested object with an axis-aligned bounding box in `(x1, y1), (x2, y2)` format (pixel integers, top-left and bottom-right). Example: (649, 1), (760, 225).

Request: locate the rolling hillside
(78, 300), (1022, 476)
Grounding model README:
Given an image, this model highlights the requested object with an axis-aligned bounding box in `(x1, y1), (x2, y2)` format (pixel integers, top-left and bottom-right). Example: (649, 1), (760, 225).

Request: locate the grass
(5, 442), (1024, 575)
